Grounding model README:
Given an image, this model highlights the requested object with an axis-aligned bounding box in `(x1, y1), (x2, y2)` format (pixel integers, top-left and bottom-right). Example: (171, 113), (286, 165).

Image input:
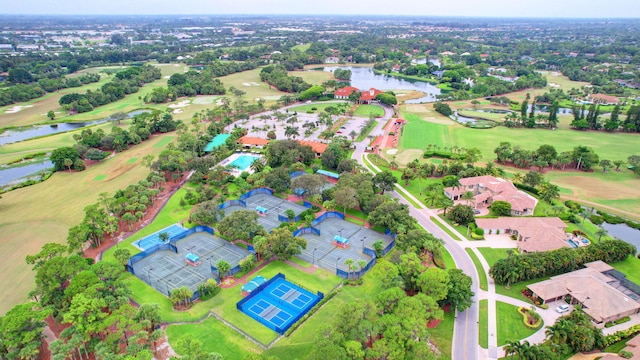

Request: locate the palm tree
(250, 158), (265, 173)
(504, 340), (522, 359)
(595, 227), (608, 241)
(462, 191), (475, 207)
(546, 318), (571, 346)
(284, 126), (300, 139)
(425, 191), (441, 207)
(440, 197), (454, 216)
(581, 208), (591, 225)
(344, 258), (354, 279)
(512, 172), (523, 184)
(357, 259), (368, 278)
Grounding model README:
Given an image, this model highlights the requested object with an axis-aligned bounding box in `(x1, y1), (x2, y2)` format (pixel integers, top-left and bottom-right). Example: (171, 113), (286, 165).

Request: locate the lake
(0, 160), (53, 187)
(602, 222), (640, 253)
(0, 110), (149, 146)
(323, 66), (441, 103)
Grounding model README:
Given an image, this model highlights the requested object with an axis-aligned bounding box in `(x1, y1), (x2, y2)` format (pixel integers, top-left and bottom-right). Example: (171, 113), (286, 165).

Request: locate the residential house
(590, 93), (620, 105)
(443, 175), (537, 216)
(475, 217), (570, 253)
(527, 261), (640, 325)
(333, 86), (383, 104)
(237, 136), (269, 149)
(297, 140), (327, 157)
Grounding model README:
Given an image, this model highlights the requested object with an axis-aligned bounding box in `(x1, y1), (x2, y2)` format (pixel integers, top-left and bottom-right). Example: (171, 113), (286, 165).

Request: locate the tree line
(259, 64), (311, 93)
(145, 70), (226, 104)
(59, 65), (161, 113)
(489, 239), (635, 286)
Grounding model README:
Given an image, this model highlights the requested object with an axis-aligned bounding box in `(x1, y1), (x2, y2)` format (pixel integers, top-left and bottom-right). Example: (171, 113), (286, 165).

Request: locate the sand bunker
(168, 100), (191, 108)
(163, 76), (170, 79)
(386, 149), (398, 155)
(173, 108), (184, 114)
(242, 82), (262, 87)
(5, 105), (34, 114)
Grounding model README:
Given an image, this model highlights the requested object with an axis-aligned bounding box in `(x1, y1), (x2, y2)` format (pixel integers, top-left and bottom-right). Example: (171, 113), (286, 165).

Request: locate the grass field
(0, 63), (187, 128)
(479, 299), (488, 348)
(217, 68), (286, 103)
(465, 249), (488, 291)
(477, 247), (510, 267)
(495, 277), (549, 302)
(289, 69), (332, 85)
(291, 43), (311, 52)
(399, 106), (640, 221)
(166, 316), (263, 360)
(287, 102), (344, 114)
(0, 133), (176, 314)
(354, 104), (384, 117)
(496, 301), (541, 346)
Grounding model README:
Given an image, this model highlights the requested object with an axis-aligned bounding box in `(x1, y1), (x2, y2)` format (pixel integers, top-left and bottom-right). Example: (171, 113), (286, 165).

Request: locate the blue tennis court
(133, 224), (186, 250)
(237, 274), (323, 334)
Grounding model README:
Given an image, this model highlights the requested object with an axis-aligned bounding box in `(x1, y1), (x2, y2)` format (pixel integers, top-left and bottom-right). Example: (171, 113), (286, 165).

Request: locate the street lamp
(312, 248), (318, 265)
(166, 279), (172, 295)
(361, 236), (366, 252)
(146, 267), (153, 282)
(335, 256), (341, 274)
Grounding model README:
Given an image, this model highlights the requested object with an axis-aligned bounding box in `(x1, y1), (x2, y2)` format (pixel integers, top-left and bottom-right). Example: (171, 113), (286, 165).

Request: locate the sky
(2, 0), (640, 18)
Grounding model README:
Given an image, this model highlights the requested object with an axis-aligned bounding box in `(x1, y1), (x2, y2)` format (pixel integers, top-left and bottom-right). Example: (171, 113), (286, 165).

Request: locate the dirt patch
(394, 149), (424, 165)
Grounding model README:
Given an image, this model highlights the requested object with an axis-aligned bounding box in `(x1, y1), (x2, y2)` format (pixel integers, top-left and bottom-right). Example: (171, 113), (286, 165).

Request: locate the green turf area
(126, 157), (138, 164)
(291, 43), (311, 52)
(0, 133), (177, 314)
(611, 255), (640, 285)
(354, 104), (384, 117)
(431, 216), (463, 241)
(605, 338), (632, 354)
(287, 102), (344, 114)
(429, 307), (455, 359)
(93, 174), (107, 181)
(465, 249), (488, 291)
(494, 276), (550, 302)
(290, 70), (333, 85)
(440, 246), (457, 270)
(477, 247), (511, 267)
(288, 256), (311, 268)
(166, 316), (263, 360)
(152, 136), (175, 148)
(496, 301), (541, 346)
(479, 299), (488, 348)
(217, 68), (286, 103)
(399, 107), (640, 222)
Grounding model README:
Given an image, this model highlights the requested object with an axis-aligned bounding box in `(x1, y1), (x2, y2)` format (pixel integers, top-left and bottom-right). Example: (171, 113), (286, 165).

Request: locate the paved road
(351, 106), (480, 360)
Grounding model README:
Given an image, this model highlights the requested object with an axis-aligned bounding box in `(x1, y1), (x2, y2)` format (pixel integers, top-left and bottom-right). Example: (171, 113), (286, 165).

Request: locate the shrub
(474, 227), (484, 236)
(518, 307), (542, 329)
(620, 350), (633, 359)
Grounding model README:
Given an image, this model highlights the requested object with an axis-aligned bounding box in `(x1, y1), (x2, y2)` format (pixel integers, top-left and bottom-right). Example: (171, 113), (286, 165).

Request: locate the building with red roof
(334, 86), (359, 99)
(334, 86), (384, 104)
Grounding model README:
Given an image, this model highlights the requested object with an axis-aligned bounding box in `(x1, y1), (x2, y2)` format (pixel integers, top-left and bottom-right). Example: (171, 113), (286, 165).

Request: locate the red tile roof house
(237, 136), (269, 149)
(333, 87), (383, 104)
(527, 261), (640, 325)
(475, 217), (570, 253)
(297, 140), (327, 157)
(443, 175), (537, 216)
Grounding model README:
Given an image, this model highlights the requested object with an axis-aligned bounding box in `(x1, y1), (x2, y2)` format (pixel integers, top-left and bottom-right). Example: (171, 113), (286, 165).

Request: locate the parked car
(556, 304), (570, 313)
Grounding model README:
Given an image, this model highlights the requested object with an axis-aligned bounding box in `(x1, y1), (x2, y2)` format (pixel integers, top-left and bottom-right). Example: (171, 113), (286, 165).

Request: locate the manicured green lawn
(479, 299), (488, 348)
(494, 277), (550, 302)
(288, 102), (343, 114)
(477, 247), (511, 267)
(611, 255), (640, 285)
(439, 246), (457, 270)
(166, 316), (263, 360)
(431, 216), (463, 241)
(465, 249), (488, 291)
(354, 104), (384, 117)
(496, 301), (541, 346)
(401, 113), (453, 150)
(429, 307), (455, 360)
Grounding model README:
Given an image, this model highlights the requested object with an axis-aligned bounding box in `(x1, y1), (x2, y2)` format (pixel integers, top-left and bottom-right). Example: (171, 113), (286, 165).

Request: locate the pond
(0, 110), (149, 146)
(601, 222), (640, 254)
(322, 66), (441, 103)
(0, 160), (53, 187)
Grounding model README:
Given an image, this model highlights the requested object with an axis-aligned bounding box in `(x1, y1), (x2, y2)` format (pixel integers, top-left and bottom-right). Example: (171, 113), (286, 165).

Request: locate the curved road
(351, 106), (480, 360)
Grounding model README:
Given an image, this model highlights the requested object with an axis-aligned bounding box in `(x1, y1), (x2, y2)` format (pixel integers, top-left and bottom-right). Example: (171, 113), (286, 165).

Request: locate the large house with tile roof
(333, 86), (383, 104)
(528, 261), (640, 325)
(475, 217), (571, 253)
(443, 175), (537, 216)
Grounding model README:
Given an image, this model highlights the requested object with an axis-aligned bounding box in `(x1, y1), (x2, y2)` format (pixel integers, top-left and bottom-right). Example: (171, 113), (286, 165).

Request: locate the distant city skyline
(3, 0), (640, 18)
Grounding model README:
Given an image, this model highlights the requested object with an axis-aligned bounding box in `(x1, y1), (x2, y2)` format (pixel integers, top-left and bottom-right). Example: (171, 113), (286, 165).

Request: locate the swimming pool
(229, 155), (260, 171)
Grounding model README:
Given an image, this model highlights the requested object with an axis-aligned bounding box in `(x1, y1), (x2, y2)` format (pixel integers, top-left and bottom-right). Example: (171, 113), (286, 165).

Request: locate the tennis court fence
(293, 227), (321, 237)
(126, 243), (178, 274)
(312, 211), (344, 226)
(240, 187), (274, 201)
(218, 199), (247, 210)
